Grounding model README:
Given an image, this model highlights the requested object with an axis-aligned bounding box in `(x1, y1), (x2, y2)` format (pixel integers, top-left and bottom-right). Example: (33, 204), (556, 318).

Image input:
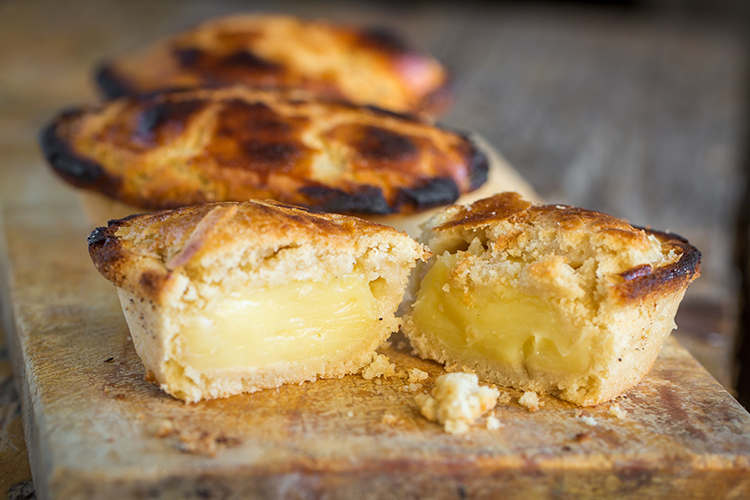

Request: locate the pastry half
(40, 86), (487, 226)
(95, 14), (451, 115)
(88, 200), (429, 402)
(402, 193), (701, 406)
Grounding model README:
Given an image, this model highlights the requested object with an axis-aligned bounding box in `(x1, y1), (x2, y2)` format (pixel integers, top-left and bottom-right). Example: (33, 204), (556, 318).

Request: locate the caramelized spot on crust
(299, 185), (391, 215)
(139, 270), (168, 295)
(436, 192), (534, 232)
(95, 97), (207, 152)
(135, 99), (206, 146)
(613, 229), (701, 302)
(620, 264), (653, 281)
(395, 177), (460, 209)
(173, 47), (284, 84)
(356, 126), (418, 161)
(205, 99), (312, 176)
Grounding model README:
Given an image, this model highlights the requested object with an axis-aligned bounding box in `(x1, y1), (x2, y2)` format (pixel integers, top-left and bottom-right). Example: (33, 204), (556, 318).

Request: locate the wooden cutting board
(2, 200), (750, 500)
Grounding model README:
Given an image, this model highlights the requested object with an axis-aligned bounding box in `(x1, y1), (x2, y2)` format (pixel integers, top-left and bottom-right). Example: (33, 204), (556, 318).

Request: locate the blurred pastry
(402, 193), (701, 406)
(88, 200), (428, 402)
(95, 14), (451, 115)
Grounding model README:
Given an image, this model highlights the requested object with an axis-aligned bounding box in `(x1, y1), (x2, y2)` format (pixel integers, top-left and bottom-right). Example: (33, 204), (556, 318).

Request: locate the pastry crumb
(497, 393), (512, 404)
(399, 383), (423, 392)
(485, 416), (503, 430)
(609, 402), (627, 420)
(154, 419), (240, 456)
(362, 354), (396, 380)
(155, 419), (175, 438)
(407, 368), (429, 383)
(518, 391), (543, 412)
(576, 410), (598, 426)
(381, 413), (399, 425)
(415, 373), (499, 435)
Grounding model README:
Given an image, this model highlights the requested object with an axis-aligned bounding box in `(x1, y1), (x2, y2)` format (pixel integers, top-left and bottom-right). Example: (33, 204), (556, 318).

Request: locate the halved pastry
(88, 200), (429, 402)
(40, 86), (488, 229)
(402, 193), (701, 406)
(95, 14), (451, 115)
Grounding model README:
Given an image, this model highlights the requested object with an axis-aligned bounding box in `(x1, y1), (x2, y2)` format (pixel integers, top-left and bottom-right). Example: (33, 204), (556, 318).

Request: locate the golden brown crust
(88, 199), (428, 303)
(95, 14), (451, 115)
(428, 192), (701, 304)
(42, 86), (487, 216)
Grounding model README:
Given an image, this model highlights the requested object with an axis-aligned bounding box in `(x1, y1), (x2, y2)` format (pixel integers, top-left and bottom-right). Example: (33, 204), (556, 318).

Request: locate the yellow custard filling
(179, 273), (380, 371)
(412, 253), (591, 374)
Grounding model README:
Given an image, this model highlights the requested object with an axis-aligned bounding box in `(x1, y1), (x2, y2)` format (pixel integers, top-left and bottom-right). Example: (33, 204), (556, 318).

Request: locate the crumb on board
(362, 354), (396, 380)
(154, 419), (241, 457)
(381, 413), (399, 425)
(155, 419), (175, 438)
(576, 410), (598, 427)
(609, 402), (627, 420)
(486, 416), (503, 430)
(497, 392), (512, 404)
(407, 368), (429, 384)
(518, 391), (543, 412)
(415, 373), (499, 435)
(399, 383), (423, 392)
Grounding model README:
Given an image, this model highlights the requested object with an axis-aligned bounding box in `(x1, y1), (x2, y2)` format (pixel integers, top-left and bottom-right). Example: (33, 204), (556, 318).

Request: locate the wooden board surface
(2, 202), (750, 499)
(0, 1), (749, 497)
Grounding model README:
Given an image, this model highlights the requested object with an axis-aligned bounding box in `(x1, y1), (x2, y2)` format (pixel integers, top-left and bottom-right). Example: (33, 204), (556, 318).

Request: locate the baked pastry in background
(95, 14), (451, 115)
(88, 200), (429, 403)
(40, 86), (489, 229)
(402, 193), (701, 406)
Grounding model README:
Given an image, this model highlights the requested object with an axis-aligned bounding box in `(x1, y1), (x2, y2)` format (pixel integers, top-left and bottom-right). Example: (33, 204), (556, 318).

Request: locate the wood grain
(1, 201), (749, 499)
(0, 0), (748, 497)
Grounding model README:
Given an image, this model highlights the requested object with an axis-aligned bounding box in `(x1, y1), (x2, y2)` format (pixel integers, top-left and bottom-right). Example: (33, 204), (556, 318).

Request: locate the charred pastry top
(40, 86), (486, 216)
(94, 14), (451, 115)
(421, 192), (701, 304)
(88, 200), (430, 304)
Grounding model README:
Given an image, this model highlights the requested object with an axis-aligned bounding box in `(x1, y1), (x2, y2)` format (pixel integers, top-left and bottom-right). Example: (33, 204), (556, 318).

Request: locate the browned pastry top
(88, 199), (429, 303)
(95, 14), (451, 115)
(40, 86), (487, 216)
(424, 192), (701, 304)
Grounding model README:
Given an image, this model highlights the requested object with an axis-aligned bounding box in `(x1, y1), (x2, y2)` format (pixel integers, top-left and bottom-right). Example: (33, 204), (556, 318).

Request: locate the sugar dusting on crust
(415, 373), (499, 434)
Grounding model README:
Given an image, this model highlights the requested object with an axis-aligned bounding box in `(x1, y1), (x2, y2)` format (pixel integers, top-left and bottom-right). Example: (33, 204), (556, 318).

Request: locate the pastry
(40, 86), (488, 229)
(95, 14), (451, 115)
(88, 200), (429, 403)
(402, 193), (701, 406)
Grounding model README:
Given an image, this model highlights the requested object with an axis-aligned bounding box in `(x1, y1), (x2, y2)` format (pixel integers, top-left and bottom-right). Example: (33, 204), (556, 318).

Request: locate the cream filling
(178, 273), (380, 372)
(412, 253), (592, 375)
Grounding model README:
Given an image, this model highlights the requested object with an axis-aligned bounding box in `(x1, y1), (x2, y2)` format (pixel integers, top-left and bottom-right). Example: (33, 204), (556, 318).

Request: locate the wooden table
(0, 0), (748, 498)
